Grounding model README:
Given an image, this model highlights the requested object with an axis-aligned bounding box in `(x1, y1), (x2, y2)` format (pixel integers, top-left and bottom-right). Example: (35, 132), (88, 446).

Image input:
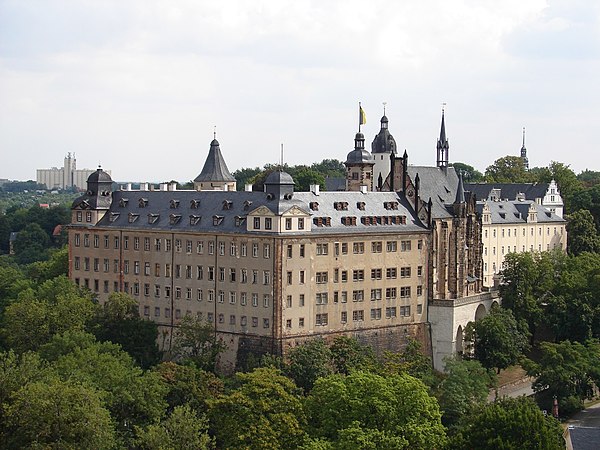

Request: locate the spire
(520, 127), (529, 170)
(455, 171), (465, 204)
(437, 105), (449, 168)
(194, 136), (235, 183)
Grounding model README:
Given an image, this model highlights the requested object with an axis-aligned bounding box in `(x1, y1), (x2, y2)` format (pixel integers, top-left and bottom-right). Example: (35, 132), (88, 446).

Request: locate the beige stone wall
(481, 222), (566, 286)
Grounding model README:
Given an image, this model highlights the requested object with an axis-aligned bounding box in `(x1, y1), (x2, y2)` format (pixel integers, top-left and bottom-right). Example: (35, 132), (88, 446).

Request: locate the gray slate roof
(465, 182), (549, 202)
(94, 189), (427, 236)
(194, 139), (235, 182)
(324, 177), (346, 191)
(407, 165), (460, 219)
(569, 427), (600, 450)
(476, 200), (565, 224)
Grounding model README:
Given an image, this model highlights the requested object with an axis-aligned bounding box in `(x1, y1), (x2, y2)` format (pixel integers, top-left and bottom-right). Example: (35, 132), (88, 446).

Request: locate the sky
(1, 0), (599, 183)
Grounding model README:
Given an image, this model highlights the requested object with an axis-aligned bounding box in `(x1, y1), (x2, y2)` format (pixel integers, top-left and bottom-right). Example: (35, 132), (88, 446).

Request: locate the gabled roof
(465, 182), (549, 202)
(476, 200), (565, 224)
(194, 139), (235, 183)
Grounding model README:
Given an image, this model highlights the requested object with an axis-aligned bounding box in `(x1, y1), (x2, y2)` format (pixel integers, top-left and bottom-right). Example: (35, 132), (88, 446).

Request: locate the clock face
(407, 189), (414, 198)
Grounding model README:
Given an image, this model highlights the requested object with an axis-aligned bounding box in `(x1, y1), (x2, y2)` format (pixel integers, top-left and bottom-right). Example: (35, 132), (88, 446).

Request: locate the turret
(345, 132), (374, 191)
(194, 134), (237, 191)
(436, 109), (449, 168)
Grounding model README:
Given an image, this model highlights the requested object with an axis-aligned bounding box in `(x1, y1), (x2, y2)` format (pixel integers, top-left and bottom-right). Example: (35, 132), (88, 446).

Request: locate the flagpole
(359, 102), (362, 133)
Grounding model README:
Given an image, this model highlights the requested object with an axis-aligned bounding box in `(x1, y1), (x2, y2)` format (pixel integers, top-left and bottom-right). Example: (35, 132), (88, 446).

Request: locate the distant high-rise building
(37, 154), (111, 191)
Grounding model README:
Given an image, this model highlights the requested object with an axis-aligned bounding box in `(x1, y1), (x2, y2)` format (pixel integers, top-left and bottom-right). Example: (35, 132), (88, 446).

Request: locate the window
(263, 244), (271, 258)
(316, 313), (328, 326)
(300, 244), (305, 257)
(208, 266), (214, 281)
(197, 265), (203, 280)
(263, 294), (270, 307)
(74, 257), (80, 270)
(229, 292), (237, 304)
(133, 237), (140, 250)
(341, 243), (348, 254)
(417, 304), (423, 314)
(218, 291), (225, 303)
(93, 235), (99, 248)
(252, 294), (259, 307)
(175, 287), (181, 299)
(165, 286), (171, 298)
(299, 271), (305, 284)
(134, 261), (140, 275)
(353, 270), (364, 282)
(197, 241), (204, 254)
(286, 245), (293, 258)
(417, 285), (423, 296)
(263, 271), (271, 285)
(400, 267), (411, 278)
(400, 240), (411, 251)
(341, 270), (348, 282)
(386, 268), (397, 279)
(385, 307), (397, 318)
(144, 237), (150, 251)
(241, 292), (247, 305)
(371, 308), (382, 320)
(371, 241), (382, 253)
(353, 242), (364, 254)
(285, 218), (292, 230)
(84, 234), (89, 247)
(386, 241), (397, 252)
(316, 272), (328, 284)
(241, 243), (247, 257)
(144, 262), (150, 276)
(299, 294), (305, 307)
(219, 241), (225, 256)
(74, 234), (81, 247)
(400, 286), (411, 298)
(253, 217), (261, 229)
(298, 218), (304, 230)
(208, 290), (215, 302)
(252, 243), (259, 257)
(242, 269), (248, 283)
(316, 293), (328, 305)
(352, 310), (364, 321)
(286, 295), (293, 308)
(286, 319), (292, 328)
(400, 306), (411, 317)
(219, 267), (225, 282)
(241, 316), (247, 326)
(265, 218), (272, 230)
(370, 289), (382, 301)
(316, 243), (328, 255)
(352, 290), (364, 302)
(252, 270), (258, 284)
(197, 289), (203, 301)
(371, 268), (382, 280)
(341, 311), (348, 323)
(386, 287), (397, 299)
(229, 268), (236, 282)
(208, 241), (215, 254)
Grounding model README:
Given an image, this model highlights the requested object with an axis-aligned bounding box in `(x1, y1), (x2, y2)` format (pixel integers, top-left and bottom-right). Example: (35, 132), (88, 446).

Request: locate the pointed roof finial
(522, 126), (526, 148)
(280, 143), (284, 172)
(213, 125), (217, 140)
(383, 102), (387, 116)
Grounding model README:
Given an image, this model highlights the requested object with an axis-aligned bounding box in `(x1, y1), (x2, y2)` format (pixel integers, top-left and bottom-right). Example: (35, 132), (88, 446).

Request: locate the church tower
(371, 106), (397, 191)
(520, 127), (529, 170)
(345, 132), (374, 191)
(194, 134), (237, 191)
(436, 109), (449, 168)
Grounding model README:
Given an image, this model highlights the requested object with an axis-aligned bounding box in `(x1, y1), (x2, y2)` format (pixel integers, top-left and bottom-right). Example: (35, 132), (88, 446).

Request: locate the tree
(48, 335), (168, 443)
(382, 338), (436, 386)
(329, 335), (378, 375)
(3, 379), (116, 450)
(499, 251), (563, 340)
(524, 340), (598, 414)
(310, 159), (346, 178)
(156, 361), (223, 413)
(136, 405), (214, 450)
(436, 358), (496, 428)
(171, 315), (226, 373)
(294, 167), (325, 191)
(305, 371), (447, 449)
(13, 222), (50, 264)
(450, 162), (484, 182)
(566, 209), (600, 255)
(232, 167), (262, 190)
(25, 245), (69, 284)
(578, 169), (600, 188)
(286, 338), (333, 392)
(464, 306), (530, 373)
(208, 367), (307, 449)
(484, 156), (532, 183)
(93, 292), (161, 369)
(451, 397), (564, 450)
(1, 276), (96, 353)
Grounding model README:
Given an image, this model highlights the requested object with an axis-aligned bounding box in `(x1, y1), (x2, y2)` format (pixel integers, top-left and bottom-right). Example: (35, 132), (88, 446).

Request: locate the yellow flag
(359, 105), (366, 125)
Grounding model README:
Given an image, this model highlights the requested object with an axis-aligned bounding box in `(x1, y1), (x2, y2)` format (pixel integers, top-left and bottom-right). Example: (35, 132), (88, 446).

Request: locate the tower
(344, 132), (374, 191)
(71, 167), (114, 225)
(436, 108), (449, 168)
(371, 105), (397, 190)
(520, 127), (529, 170)
(194, 134), (237, 191)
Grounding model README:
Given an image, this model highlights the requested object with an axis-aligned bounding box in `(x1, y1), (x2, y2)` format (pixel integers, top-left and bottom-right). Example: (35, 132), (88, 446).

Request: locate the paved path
(488, 377), (534, 402)
(568, 402), (600, 428)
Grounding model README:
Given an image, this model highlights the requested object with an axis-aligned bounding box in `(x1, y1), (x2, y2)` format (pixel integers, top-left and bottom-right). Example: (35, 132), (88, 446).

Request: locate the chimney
(245, 184), (253, 192)
(170, 182), (177, 191)
(310, 184), (320, 195)
(126, 183), (132, 191)
(140, 182), (148, 191)
(160, 183), (167, 191)
(223, 184), (229, 192)
(360, 185), (368, 194)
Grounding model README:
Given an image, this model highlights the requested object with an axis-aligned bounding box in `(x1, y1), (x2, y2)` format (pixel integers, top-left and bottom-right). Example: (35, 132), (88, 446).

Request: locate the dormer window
(499, 213), (506, 219)
(139, 198), (148, 208)
(128, 213), (139, 223)
(265, 218), (272, 230)
(213, 215), (224, 226)
(81, 200), (90, 209)
(342, 216), (357, 226)
(109, 212), (120, 223)
(309, 202), (319, 211)
(189, 215), (201, 225)
(235, 216), (246, 227)
(384, 201), (399, 210)
(313, 217), (331, 227)
(334, 202), (348, 211)
(119, 198), (129, 207)
(253, 217), (260, 229)
(394, 215), (407, 225)
(357, 202), (366, 210)
(243, 200), (253, 210)
(147, 213), (160, 224)
(169, 214), (182, 225)
(222, 200), (233, 210)
(170, 199), (180, 209)
(190, 199), (200, 209)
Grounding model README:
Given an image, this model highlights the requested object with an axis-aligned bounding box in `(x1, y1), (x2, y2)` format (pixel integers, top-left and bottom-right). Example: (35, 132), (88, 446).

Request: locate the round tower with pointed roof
(344, 132), (374, 191)
(371, 109), (397, 190)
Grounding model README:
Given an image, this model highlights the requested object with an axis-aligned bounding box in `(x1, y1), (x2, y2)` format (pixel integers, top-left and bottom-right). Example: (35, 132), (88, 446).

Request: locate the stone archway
(455, 325), (464, 354)
(491, 300), (499, 309)
(475, 303), (487, 321)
